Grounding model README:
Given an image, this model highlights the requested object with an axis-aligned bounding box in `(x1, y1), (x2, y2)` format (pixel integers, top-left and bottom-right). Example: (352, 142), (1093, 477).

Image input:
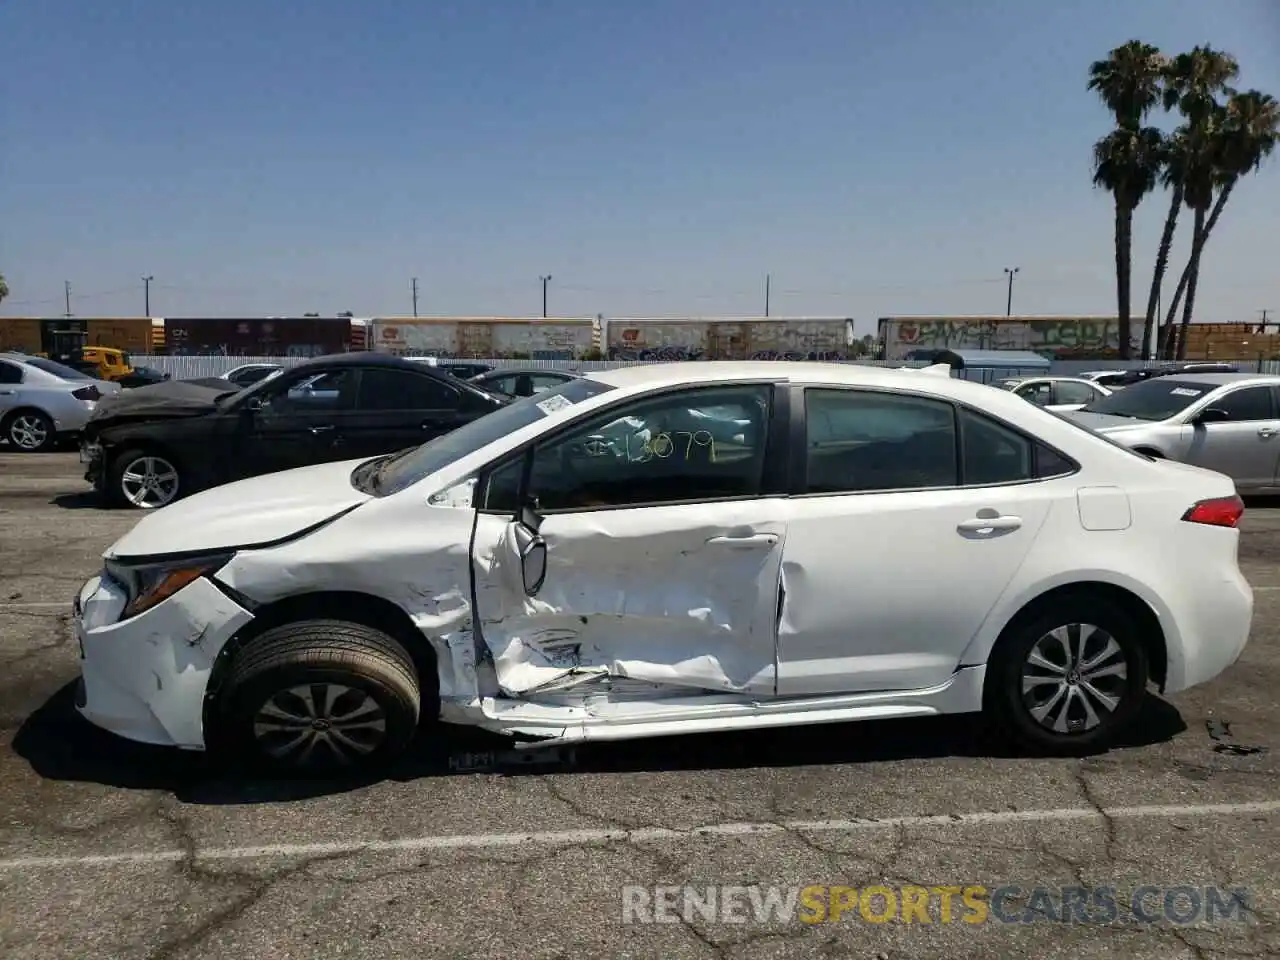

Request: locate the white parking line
(0, 798), (1276, 872)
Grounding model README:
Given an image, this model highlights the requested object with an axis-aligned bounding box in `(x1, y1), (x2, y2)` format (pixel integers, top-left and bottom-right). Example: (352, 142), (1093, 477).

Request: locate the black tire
(105, 447), (183, 509)
(3, 409), (56, 452)
(215, 619), (421, 776)
(984, 595), (1149, 756)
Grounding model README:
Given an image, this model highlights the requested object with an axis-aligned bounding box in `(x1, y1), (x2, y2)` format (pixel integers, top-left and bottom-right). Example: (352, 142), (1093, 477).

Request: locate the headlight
(106, 554), (234, 619)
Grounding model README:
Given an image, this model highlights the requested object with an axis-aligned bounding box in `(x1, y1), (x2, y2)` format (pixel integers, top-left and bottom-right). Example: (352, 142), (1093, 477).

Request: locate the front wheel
(215, 620), (422, 776)
(107, 448), (183, 509)
(985, 597), (1149, 755)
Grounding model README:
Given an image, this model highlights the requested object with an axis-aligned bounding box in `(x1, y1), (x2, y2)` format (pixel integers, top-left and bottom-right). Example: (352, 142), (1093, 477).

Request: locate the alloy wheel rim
(1021, 623), (1129, 734)
(120, 456), (179, 508)
(252, 683), (388, 766)
(10, 415), (48, 450)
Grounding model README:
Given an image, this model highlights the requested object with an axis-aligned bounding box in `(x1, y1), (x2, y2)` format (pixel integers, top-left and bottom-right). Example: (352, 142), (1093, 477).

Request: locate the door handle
(706, 533), (779, 548)
(957, 515), (1022, 535)
(309, 425), (335, 435)
(1258, 427), (1277, 438)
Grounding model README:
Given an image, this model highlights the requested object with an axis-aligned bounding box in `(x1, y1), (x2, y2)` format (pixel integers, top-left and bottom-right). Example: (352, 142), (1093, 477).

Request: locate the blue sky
(2, 0), (1277, 331)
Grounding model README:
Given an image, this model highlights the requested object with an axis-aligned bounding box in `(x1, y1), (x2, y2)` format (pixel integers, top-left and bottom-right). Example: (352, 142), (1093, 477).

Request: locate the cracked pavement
(1, 452), (1278, 959)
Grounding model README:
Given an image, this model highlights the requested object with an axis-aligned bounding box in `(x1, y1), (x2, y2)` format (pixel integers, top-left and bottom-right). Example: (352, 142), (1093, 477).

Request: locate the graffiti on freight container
(883, 317), (1145, 361)
(609, 345), (707, 361)
(747, 349), (846, 361)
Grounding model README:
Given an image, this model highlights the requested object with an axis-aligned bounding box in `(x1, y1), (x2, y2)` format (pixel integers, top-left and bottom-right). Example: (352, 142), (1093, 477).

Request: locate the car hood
(1063, 411), (1156, 432)
(106, 458), (373, 559)
(87, 378), (239, 431)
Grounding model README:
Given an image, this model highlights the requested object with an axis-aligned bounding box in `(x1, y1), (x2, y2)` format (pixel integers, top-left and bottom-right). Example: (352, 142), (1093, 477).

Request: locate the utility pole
(1003, 267), (1019, 317)
(64, 281), (72, 318)
(1259, 309), (1272, 334)
(765, 274), (771, 318)
(540, 275), (552, 318)
(411, 277), (419, 317)
(142, 275), (153, 315)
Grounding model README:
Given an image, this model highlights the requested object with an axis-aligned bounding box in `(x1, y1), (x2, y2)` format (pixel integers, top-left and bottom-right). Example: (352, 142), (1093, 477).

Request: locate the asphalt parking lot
(1, 452), (1278, 959)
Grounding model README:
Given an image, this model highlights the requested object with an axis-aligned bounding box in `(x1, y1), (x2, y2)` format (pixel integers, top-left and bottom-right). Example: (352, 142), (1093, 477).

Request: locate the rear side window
(802, 389), (1079, 494)
(804, 389), (958, 493)
(1055, 381), (1098, 406)
(358, 369), (459, 411)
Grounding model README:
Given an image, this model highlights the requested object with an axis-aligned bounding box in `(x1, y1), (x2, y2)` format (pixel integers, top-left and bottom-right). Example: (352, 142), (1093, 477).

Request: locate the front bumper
(74, 572), (254, 749)
(80, 440), (104, 486)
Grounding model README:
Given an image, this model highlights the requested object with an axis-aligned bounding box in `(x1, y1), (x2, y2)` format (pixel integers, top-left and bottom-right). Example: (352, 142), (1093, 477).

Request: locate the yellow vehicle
(72, 345), (134, 381)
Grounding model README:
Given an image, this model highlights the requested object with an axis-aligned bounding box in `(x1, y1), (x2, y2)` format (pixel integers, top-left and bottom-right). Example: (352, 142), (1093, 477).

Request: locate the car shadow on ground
(12, 682), (1187, 805)
(49, 492), (103, 510)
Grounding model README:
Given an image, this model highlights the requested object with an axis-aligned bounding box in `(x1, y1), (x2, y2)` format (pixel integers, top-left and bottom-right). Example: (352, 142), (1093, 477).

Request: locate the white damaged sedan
(74, 361), (1253, 773)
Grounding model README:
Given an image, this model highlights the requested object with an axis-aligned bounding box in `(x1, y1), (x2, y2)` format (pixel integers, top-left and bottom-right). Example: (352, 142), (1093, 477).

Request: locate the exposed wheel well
(988, 582), (1167, 691)
(203, 590), (439, 734)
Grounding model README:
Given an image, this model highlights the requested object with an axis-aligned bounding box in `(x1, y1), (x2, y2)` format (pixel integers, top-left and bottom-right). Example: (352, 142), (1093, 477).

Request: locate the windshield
(22, 356), (95, 381)
(371, 376), (616, 496)
(1079, 378), (1217, 421)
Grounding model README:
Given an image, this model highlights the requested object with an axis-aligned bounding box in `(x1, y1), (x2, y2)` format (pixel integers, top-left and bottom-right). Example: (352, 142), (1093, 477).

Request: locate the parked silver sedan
(0, 353), (122, 451)
(996, 376), (1112, 412)
(1065, 372), (1280, 493)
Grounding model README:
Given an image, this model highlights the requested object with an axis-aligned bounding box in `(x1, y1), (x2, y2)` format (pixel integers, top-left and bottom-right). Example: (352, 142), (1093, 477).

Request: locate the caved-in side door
(470, 382), (791, 699)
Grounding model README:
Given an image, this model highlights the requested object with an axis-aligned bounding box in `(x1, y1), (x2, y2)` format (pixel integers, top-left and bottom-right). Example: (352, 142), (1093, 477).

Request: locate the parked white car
(0, 353), (121, 451)
(74, 361), (1252, 774)
(997, 376), (1112, 412)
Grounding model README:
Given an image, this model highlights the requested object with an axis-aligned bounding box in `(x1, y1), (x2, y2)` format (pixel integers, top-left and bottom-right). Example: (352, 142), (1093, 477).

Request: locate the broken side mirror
(511, 519), (547, 596)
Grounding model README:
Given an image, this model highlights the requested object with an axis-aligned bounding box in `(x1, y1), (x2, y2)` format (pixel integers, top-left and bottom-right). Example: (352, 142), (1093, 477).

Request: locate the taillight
(72, 385), (101, 402)
(1182, 495), (1245, 528)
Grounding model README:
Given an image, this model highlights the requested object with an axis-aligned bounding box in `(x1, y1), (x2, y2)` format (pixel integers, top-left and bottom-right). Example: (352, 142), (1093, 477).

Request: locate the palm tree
(1169, 89), (1280, 357)
(1140, 130), (1185, 359)
(1152, 46), (1239, 357)
(0, 273), (8, 305)
(1093, 127), (1165, 358)
(1088, 41), (1166, 358)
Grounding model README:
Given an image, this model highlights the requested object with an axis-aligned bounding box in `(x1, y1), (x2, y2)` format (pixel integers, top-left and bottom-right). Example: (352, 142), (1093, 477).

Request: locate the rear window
(21, 357), (94, 380)
(1080, 378), (1215, 421)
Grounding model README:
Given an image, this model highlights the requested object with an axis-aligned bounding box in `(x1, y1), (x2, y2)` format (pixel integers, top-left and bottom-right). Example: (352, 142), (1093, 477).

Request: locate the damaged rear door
(470, 382), (790, 700)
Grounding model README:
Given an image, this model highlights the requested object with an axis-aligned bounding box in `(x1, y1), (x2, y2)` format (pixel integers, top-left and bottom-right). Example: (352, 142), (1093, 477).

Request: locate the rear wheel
(215, 619), (421, 776)
(4, 410), (56, 452)
(985, 596), (1149, 755)
(107, 448), (182, 508)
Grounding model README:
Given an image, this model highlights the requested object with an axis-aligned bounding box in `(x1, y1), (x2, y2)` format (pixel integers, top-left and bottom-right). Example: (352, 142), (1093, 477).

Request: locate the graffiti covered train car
(369, 317), (597, 359)
(161, 317), (357, 356)
(605, 317), (856, 361)
(878, 316), (1147, 361)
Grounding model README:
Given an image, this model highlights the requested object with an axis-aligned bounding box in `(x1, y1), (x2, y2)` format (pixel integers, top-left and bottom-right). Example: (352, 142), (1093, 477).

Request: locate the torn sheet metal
(76, 574), (253, 748)
(218, 494), (488, 709)
(471, 504), (786, 698)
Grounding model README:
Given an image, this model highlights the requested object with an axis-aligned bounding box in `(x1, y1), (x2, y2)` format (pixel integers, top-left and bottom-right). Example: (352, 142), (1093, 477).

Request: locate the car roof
(585, 360), (1008, 401)
(289, 351), (449, 373)
(1155, 372), (1278, 386)
(478, 367), (579, 378)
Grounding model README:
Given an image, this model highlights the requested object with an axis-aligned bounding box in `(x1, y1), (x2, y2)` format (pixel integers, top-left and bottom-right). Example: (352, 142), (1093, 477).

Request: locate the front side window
(1212, 386), (1273, 422)
(0, 361), (23, 385)
(263, 369), (355, 412)
(357, 368), (458, 411)
(804, 389), (957, 493)
(486, 385), (773, 512)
